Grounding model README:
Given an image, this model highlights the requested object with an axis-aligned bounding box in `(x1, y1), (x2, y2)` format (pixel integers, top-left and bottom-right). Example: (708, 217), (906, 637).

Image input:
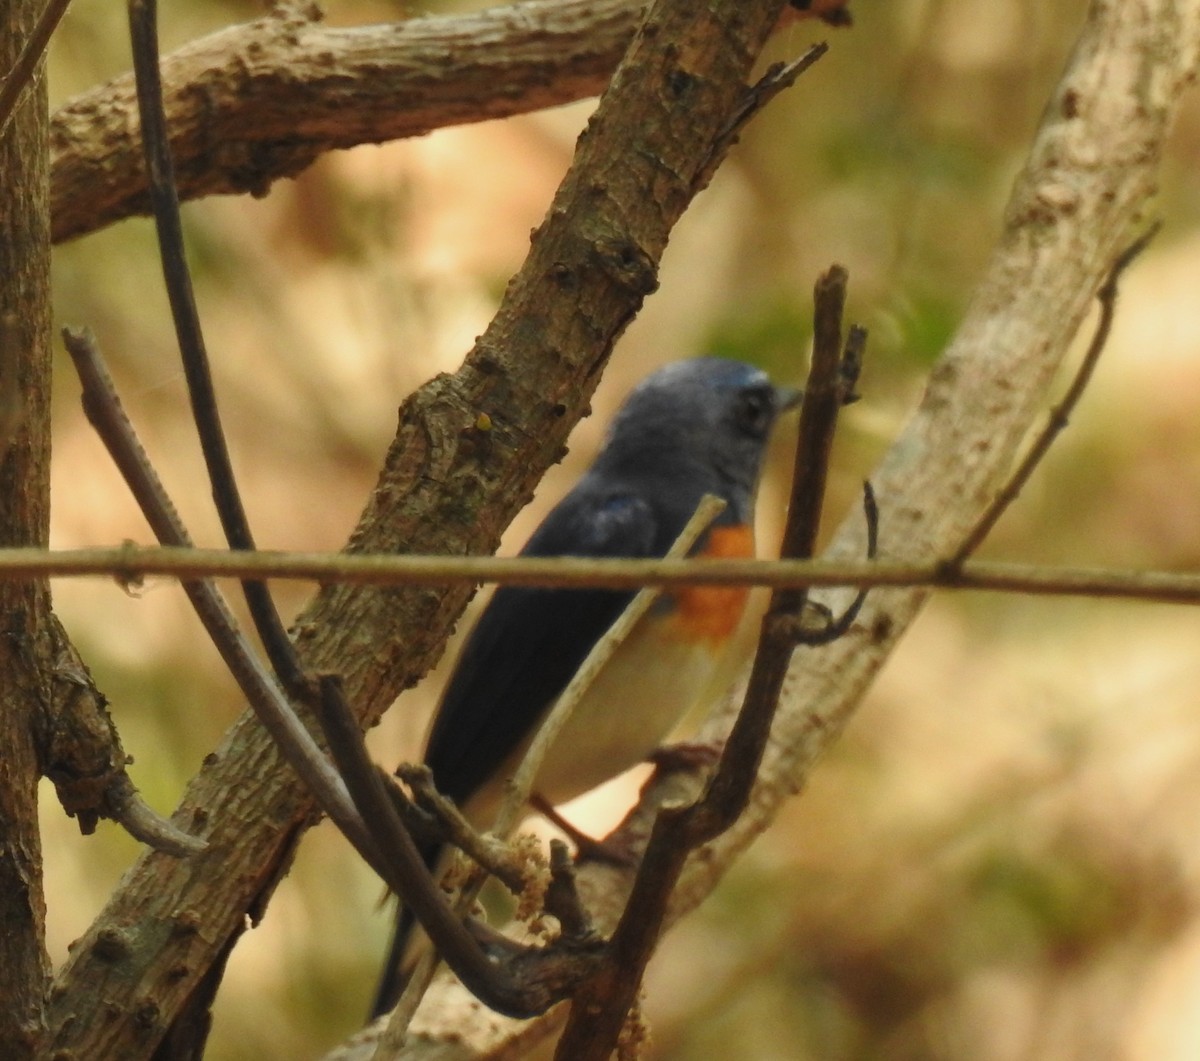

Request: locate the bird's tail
(368, 841), (444, 1021)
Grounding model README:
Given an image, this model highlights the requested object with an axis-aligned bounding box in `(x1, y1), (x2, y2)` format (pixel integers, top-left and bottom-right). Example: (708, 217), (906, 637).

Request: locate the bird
(370, 356), (800, 1018)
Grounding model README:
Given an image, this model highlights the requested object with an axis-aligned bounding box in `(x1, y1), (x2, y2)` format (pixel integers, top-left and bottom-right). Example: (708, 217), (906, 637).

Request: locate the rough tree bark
(49, 0), (641, 244)
(0, 1), (53, 1057)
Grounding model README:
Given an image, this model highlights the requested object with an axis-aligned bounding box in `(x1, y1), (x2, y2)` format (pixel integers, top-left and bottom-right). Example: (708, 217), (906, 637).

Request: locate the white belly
(463, 605), (736, 826)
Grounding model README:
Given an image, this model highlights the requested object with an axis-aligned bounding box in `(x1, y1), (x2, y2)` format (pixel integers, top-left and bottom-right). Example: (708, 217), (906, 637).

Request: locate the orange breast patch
(671, 524), (755, 646)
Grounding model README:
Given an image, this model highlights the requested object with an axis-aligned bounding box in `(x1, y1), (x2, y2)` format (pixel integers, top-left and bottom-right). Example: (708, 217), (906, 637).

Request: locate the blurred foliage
(40, 0), (1200, 1059)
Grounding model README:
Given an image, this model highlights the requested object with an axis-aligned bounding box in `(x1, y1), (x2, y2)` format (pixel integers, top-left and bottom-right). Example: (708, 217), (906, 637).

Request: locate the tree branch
(48, 0), (853, 245)
(0, 0), (71, 140)
(11, 546), (1200, 606)
(49, 0), (642, 244)
(0, 0), (55, 1051)
(127, 0), (306, 698)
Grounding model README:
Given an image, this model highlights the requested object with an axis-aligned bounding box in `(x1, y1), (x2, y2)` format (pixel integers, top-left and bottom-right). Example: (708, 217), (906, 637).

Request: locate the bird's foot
(530, 794), (636, 866)
(647, 739), (725, 776)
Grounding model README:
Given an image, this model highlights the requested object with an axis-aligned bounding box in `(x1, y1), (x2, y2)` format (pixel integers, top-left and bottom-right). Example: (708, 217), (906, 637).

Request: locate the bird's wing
(423, 487), (660, 807)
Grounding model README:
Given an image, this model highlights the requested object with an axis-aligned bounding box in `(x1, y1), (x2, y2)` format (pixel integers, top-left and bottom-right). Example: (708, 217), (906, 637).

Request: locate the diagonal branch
(945, 221), (1162, 566)
(126, 0), (303, 693)
(0, 0), (71, 139)
(49, 0), (850, 245)
(49, 0), (642, 244)
(62, 326), (376, 862)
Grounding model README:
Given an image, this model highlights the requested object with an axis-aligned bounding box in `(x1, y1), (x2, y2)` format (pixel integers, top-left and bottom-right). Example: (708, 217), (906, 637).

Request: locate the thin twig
(399, 765), (530, 893)
(946, 222), (1161, 566)
(9, 542), (1200, 605)
(100, 773), (206, 857)
(699, 264), (861, 835)
(0, 0), (72, 140)
(127, 0), (303, 692)
(692, 42), (827, 193)
(795, 480), (877, 644)
(62, 326), (380, 867)
(374, 948), (437, 1055)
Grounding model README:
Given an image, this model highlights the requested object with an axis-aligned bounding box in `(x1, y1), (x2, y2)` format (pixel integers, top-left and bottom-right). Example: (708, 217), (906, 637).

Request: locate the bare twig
(62, 326), (377, 865)
(11, 544), (1200, 605)
(100, 774), (206, 857)
(693, 43), (827, 193)
(795, 480), (877, 645)
(544, 840), (597, 943)
(947, 222), (1163, 566)
(127, 0), (303, 693)
(399, 765), (530, 894)
(552, 265), (863, 1061)
(696, 266), (864, 834)
(0, 0), (71, 140)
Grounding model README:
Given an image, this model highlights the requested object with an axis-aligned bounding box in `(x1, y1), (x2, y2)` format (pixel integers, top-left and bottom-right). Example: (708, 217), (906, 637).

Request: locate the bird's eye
(733, 387), (773, 437)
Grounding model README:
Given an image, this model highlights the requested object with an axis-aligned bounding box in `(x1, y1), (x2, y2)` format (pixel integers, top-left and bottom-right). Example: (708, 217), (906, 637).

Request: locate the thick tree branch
(0, 1), (54, 1054)
(48, 0), (850, 245)
(40, 0), (801, 1056)
(49, 0), (643, 244)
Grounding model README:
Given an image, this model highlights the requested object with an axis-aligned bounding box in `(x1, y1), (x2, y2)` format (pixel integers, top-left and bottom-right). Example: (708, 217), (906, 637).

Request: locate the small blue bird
(371, 356), (799, 1017)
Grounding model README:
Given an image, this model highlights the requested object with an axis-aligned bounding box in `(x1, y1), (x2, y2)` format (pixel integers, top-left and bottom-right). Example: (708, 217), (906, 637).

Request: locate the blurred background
(42, 0), (1200, 1058)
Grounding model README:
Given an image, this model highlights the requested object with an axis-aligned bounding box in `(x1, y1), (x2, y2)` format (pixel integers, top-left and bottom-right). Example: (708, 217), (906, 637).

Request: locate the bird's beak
(775, 385), (803, 413)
